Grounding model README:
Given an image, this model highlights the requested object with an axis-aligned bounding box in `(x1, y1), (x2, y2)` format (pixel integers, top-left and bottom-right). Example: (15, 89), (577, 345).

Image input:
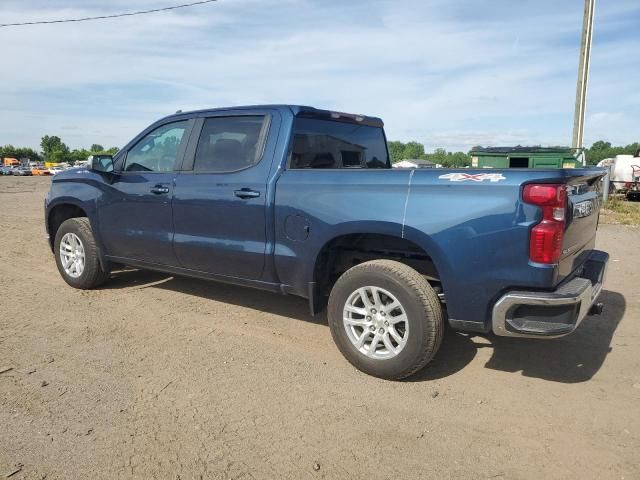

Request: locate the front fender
(46, 175), (108, 266)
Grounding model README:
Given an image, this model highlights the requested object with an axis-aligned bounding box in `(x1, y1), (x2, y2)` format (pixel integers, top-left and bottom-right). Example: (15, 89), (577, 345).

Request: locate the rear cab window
(289, 118), (389, 169)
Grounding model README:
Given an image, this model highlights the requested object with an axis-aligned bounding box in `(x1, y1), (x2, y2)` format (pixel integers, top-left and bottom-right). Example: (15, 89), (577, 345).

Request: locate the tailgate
(558, 170), (606, 280)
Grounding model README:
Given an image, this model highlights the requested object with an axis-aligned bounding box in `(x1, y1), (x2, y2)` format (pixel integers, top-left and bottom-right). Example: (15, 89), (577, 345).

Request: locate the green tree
(428, 148), (448, 165)
(0, 144), (17, 159)
(14, 147), (42, 162)
(0, 145), (41, 162)
(40, 135), (70, 163)
(387, 141), (405, 163)
(590, 140), (611, 152)
(49, 149), (70, 163)
(40, 135), (64, 156)
(583, 140), (640, 165)
(69, 148), (92, 163)
(449, 151), (471, 167)
(90, 144), (104, 153)
(423, 148), (470, 167)
(403, 141), (425, 159)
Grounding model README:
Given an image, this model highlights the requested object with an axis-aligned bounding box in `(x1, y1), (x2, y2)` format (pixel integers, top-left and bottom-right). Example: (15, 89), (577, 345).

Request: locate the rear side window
(290, 118), (389, 169)
(193, 116), (269, 172)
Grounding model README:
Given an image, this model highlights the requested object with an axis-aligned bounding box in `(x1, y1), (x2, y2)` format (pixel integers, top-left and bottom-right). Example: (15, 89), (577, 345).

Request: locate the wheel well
(47, 204), (87, 249)
(313, 233), (442, 306)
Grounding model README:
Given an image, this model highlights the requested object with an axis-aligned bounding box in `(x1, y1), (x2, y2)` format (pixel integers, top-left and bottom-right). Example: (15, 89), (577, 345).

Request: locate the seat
(310, 152), (336, 169)
(291, 134), (312, 168)
(211, 139), (244, 171)
(195, 138), (244, 171)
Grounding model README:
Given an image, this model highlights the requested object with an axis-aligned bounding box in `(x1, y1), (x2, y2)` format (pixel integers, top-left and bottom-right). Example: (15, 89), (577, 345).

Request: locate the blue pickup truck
(45, 105), (608, 379)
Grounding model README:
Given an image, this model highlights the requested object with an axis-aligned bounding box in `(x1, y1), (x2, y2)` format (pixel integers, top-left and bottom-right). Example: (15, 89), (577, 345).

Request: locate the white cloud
(0, 0), (637, 152)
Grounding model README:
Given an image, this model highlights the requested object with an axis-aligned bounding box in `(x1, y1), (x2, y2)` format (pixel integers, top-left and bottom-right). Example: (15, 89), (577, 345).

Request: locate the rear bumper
(492, 250), (608, 338)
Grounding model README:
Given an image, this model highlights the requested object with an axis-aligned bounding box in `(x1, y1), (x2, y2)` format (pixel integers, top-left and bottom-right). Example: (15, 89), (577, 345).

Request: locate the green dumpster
(470, 147), (583, 169)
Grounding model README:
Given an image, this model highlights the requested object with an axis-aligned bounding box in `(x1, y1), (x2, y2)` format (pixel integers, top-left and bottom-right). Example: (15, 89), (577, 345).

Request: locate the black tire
(626, 190), (640, 202)
(54, 217), (110, 289)
(328, 260), (444, 380)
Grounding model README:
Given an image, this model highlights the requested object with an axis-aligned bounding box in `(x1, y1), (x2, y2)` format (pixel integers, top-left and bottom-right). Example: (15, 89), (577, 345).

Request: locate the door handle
(150, 184), (170, 195)
(234, 188), (260, 199)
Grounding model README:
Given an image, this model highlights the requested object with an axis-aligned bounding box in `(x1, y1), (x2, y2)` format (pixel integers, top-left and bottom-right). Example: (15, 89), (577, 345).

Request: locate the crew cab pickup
(45, 105), (608, 379)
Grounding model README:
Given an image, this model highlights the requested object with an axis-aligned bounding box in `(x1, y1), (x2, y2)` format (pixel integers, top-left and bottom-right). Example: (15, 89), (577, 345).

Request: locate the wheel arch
(310, 227), (450, 314)
(46, 200), (109, 272)
(47, 202), (91, 250)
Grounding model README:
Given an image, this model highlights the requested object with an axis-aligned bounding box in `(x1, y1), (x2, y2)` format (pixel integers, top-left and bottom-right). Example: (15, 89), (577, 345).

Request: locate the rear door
(98, 119), (192, 265)
(172, 110), (280, 279)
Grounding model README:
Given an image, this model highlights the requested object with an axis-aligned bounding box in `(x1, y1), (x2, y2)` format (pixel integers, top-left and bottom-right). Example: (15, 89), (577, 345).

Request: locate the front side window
(290, 118), (389, 169)
(193, 116), (268, 172)
(124, 121), (187, 172)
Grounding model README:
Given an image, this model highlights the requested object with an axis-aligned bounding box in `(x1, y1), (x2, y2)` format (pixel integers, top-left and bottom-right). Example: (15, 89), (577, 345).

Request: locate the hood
(51, 166), (90, 181)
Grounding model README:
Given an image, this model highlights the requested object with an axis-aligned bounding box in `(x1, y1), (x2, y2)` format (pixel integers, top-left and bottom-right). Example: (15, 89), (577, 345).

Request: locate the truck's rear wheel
(54, 217), (110, 289)
(328, 260), (444, 380)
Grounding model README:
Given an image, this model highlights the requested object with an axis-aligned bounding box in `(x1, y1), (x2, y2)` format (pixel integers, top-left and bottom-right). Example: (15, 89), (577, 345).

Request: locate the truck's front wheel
(328, 260), (444, 380)
(54, 217), (110, 289)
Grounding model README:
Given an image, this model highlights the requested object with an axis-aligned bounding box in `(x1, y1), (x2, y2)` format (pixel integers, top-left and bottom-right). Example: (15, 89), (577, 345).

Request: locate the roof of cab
(164, 105), (384, 127)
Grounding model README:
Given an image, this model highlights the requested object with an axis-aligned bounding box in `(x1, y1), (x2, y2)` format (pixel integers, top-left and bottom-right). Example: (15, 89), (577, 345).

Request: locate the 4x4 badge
(439, 173), (506, 182)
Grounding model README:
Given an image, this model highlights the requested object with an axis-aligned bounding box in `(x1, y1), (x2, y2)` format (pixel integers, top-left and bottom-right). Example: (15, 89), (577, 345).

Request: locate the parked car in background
(0, 166), (16, 175)
(602, 154), (640, 201)
(13, 166), (33, 176)
(45, 105), (609, 380)
(48, 166), (65, 175)
(2, 157), (20, 167)
(31, 165), (51, 176)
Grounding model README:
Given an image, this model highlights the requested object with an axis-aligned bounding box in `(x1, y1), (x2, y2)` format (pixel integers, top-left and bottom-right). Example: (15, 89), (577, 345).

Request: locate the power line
(0, 0), (218, 28)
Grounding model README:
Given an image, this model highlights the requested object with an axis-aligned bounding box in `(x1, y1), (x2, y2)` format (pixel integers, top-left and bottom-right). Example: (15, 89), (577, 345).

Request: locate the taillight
(523, 184), (567, 264)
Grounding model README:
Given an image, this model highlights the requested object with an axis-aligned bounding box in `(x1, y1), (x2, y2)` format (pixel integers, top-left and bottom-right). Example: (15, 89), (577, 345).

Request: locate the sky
(0, 0), (638, 152)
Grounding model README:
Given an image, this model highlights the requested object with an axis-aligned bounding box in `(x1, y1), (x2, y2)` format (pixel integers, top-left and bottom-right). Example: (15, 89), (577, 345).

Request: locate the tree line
(388, 140), (640, 167)
(583, 141), (639, 165)
(0, 135), (119, 164)
(388, 141), (473, 167)
(1, 135), (637, 167)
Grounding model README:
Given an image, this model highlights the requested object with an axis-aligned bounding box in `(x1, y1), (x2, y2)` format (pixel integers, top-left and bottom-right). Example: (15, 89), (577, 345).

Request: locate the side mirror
(89, 155), (114, 173)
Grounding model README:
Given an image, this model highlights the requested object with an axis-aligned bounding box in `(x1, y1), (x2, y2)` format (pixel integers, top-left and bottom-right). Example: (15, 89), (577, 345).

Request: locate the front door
(98, 120), (190, 265)
(172, 113), (278, 279)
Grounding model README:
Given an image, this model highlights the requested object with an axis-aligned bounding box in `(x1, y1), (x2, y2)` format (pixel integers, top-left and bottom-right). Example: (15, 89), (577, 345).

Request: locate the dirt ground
(1, 176), (639, 480)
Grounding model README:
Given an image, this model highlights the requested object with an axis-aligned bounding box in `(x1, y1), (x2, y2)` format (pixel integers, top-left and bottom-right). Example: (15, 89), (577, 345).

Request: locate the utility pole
(572, 0), (596, 151)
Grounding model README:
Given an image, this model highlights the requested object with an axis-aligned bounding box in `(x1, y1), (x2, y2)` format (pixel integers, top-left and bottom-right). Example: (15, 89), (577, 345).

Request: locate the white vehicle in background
(599, 151), (640, 201)
(48, 166), (65, 175)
